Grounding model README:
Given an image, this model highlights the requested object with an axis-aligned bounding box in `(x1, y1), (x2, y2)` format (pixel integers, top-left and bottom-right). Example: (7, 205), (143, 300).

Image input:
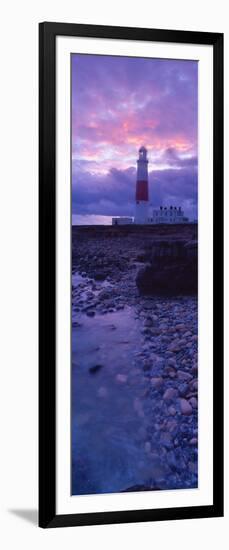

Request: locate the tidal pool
(71, 307), (156, 495)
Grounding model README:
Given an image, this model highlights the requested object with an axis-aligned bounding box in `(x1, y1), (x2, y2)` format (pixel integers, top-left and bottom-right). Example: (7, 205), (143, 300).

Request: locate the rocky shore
(72, 225), (198, 493)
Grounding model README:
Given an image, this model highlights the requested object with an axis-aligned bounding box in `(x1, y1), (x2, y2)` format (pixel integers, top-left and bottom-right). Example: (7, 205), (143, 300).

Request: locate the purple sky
(71, 54), (198, 224)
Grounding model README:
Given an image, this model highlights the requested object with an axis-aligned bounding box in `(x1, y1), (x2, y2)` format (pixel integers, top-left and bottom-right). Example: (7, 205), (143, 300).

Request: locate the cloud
(153, 148), (198, 168)
(72, 164), (197, 220)
(72, 55), (198, 160)
(71, 54), (198, 220)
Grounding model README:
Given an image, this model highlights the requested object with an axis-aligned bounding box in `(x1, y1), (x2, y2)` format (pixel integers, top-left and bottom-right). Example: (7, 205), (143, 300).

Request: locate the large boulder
(136, 240), (197, 295)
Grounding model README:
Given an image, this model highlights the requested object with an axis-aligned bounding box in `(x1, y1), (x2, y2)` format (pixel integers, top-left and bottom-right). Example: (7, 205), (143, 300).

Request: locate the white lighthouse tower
(135, 146), (149, 224)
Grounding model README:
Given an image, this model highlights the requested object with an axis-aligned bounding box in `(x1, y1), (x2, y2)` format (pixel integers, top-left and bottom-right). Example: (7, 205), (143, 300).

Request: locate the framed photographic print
(39, 22), (224, 528)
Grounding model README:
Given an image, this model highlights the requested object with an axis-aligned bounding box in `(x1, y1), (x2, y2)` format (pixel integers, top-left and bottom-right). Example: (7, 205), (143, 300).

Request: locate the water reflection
(71, 308), (155, 495)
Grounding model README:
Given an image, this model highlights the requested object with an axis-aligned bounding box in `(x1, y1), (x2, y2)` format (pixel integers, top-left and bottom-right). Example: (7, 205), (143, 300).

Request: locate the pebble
(180, 398), (193, 416)
(160, 432), (173, 449)
(168, 405), (177, 416)
(191, 364), (198, 374)
(177, 338), (187, 347)
(166, 419), (177, 432)
(177, 370), (193, 382)
(168, 343), (180, 352)
(188, 461), (197, 474)
(189, 396), (198, 408)
(144, 318), (153, 327)
(191, 380), (198, 391)
(189, 437), (198, 446)
(178, 383), (189, 397)
(97, 386), (108, 398)
(151, 377), (164, 389)
(163, 388), (178, 401)
(165, 367), (177, 378)
(168, 358), (177, 367)
(116, 374), (128, 383)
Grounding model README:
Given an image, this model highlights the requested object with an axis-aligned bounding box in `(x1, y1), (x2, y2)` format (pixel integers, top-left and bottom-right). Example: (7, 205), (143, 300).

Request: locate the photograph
(71, 53), (198, 496)
(0, 1), (226, 545)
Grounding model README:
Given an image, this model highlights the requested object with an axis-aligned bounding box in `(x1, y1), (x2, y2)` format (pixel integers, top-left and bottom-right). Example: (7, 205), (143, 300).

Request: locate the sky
(71, 54), (198, 224)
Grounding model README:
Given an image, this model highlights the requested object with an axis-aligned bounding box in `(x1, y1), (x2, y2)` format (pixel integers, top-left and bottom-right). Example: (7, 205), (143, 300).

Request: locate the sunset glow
(71, 54), (198, 223)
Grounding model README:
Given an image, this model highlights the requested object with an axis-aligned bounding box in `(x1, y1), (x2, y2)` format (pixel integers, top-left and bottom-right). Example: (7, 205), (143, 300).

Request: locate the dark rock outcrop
(136, 240), (197, 295)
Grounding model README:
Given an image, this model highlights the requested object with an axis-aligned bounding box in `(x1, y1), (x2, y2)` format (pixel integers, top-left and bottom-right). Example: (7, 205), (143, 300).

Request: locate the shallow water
(71, 270), (198, 495)
(71, 307), (157, 495)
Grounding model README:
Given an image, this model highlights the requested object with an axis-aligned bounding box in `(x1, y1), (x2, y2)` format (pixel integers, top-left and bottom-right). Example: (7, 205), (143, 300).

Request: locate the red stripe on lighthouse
(136, 180), (149, 202)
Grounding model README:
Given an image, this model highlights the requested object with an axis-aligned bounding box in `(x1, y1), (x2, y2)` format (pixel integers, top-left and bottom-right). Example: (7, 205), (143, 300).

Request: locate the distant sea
(72, 214), (113, 225)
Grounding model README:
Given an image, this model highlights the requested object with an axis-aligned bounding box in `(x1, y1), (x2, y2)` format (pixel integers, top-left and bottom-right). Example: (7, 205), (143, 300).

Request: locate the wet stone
(116, 373), (128, 383)
(177, 370), (193, 382)
(179, 398), (193, 416)
(178, 383), (189, 397)
(160, 432), (173, 449)
(89, 364), (104, 374)
(72, 228), (198, 494)
(189, 396), (198, 409)
(151, 377), (164, 389)
(163, 388), (178, 401)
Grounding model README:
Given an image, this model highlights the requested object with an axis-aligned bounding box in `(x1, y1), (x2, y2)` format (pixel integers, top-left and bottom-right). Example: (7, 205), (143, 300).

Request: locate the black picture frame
(39, 22), (224, 528)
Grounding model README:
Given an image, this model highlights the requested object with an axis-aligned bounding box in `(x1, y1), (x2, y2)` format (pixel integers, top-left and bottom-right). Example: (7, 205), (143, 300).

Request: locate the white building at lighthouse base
(146, 205), (188, 224)
(112, 206), (189, 226)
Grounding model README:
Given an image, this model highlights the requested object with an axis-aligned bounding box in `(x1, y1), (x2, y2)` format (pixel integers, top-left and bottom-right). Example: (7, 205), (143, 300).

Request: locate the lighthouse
(135, 146), (149, 224)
